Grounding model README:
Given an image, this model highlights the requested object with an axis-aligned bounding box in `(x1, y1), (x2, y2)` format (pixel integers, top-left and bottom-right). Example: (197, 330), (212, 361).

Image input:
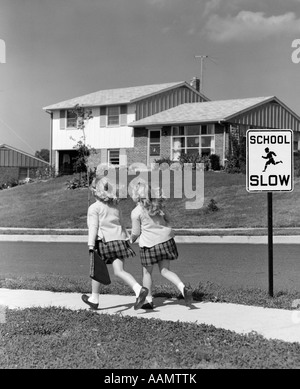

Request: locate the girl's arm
(130, 210), (141, 244)
(87, 205), (99, 250)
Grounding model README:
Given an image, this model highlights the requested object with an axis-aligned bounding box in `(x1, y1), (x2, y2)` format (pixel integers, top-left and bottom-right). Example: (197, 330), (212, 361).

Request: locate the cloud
(203, 0), (222, 17)
(204, 11), (300, 42)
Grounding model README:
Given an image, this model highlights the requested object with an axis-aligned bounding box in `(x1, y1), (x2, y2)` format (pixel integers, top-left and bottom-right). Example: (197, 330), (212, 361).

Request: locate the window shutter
(120, 105), (128, 126)
(60, 110), (66, 130)
(100, 106), (106, 127)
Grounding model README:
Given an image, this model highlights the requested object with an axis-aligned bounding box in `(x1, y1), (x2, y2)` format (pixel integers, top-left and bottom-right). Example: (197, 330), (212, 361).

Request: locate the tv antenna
(194, 55), (217, 93)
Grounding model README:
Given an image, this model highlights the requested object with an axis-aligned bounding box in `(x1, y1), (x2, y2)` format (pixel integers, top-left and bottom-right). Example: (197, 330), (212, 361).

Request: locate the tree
(70, 104), (94, 206)
(35, 149), (49, 162)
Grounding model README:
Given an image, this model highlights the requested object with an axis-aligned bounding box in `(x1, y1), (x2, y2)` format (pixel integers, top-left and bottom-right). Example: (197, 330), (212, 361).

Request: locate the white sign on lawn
(246, 129), (294, 192)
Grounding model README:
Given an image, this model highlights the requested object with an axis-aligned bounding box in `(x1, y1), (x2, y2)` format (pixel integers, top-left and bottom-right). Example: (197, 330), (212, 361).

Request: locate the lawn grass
(1, 275), (299, 310)
(1, 307), (300, 369)
(0, 172), (300, 229)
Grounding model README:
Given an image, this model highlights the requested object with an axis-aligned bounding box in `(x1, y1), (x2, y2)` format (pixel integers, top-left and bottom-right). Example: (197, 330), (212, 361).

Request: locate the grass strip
(1, 307), (300, 369)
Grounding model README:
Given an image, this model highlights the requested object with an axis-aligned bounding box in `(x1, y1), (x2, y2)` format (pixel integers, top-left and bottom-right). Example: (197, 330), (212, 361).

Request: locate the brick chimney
(190, 77), (200, 92)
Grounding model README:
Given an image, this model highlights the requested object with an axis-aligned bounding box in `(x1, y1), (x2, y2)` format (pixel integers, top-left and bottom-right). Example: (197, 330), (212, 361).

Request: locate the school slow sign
(246, 129), (294, 297)
(246, 129), (293, 192)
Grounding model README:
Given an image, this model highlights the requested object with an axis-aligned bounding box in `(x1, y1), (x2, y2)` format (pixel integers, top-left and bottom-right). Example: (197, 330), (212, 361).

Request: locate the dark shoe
(81, 294), (99, 310)
(134, 287), (148, 310)
(141, 302), (154, 310)
(183, 286), (193, 306)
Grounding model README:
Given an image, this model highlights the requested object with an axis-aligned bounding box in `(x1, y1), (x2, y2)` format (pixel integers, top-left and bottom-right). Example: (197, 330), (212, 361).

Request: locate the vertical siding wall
(135, 86), (205, 120)
(233, 102), (300, 132)
(0, 148), (48, 168)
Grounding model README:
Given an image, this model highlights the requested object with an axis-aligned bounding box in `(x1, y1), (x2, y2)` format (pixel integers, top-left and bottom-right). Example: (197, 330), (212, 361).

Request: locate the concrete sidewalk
(1, 288), (300, 344)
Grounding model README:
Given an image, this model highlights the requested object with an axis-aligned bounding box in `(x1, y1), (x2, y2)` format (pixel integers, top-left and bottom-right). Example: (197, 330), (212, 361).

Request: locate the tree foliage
(35, 149), (50, 162)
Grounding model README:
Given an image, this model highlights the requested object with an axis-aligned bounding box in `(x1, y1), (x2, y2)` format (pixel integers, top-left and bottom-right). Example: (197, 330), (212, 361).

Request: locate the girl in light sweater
(81, 177), (148, 310)
(130, 181), (193, 309)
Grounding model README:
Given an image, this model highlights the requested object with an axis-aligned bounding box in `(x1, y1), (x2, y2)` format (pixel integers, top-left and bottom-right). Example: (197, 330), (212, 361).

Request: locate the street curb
(0, 234), (299, 244)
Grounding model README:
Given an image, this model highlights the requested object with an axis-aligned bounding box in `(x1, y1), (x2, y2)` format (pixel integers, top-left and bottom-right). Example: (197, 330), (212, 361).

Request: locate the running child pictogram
(262, 148), (283, 172)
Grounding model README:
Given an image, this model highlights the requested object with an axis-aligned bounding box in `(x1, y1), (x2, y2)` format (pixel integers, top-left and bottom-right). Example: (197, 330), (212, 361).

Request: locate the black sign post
(267, 192), (274, 297)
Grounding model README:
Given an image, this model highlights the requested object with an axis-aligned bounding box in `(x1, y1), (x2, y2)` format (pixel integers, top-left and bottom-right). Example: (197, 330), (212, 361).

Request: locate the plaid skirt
(140, 238), (178, 266)
(96, 240), (136, 264)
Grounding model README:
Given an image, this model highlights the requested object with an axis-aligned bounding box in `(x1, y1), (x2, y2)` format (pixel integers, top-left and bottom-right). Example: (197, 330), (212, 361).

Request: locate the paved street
(1, 241), (300, 291)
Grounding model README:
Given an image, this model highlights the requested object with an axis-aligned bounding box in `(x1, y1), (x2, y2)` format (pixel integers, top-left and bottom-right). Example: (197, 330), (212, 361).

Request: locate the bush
(294, 152), (300, 177)
(204, 198), (219, 213)
(154, 156), (173, 165)
(35, 166), (56, 180)
(179, 153), (210, 170)
(209, 154), (221, 171)
(225, 135), (246, 174)
(0, 177), (19, 190)
(66, 170), (96, 190)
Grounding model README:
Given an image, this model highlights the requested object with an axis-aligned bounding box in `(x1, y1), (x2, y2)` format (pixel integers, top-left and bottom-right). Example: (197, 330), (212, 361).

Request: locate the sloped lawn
(0, 172), (300, 229)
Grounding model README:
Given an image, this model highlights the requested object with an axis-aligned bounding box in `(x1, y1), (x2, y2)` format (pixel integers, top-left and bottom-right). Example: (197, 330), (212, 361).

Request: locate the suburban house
(43, 78), (300, 173)
(0, 144), (50, 183)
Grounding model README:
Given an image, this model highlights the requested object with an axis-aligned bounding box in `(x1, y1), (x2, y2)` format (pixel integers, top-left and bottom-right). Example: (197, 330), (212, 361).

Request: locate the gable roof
(129, 96), (299, 127)
(0, 144), (50, 165)
(43, 81), (208, 110)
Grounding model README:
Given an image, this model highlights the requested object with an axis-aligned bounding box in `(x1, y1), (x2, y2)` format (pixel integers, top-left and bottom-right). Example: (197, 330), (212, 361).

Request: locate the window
(149, 130), (161, 156)
(66, 110), (77, 129)
(171, 125), (215, 160)
(107, 106), (120, 126)
(108, 149), (120, 165)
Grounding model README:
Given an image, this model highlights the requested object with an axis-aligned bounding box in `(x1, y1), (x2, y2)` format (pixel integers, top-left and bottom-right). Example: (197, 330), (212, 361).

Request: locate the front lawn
(0, 172), (300, 229)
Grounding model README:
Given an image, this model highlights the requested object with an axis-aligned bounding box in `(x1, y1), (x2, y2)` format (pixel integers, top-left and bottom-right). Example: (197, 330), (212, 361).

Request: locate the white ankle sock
(88, 293), (99, 304)
(132, 283), (142, 297)
(146, 296), (153, 303)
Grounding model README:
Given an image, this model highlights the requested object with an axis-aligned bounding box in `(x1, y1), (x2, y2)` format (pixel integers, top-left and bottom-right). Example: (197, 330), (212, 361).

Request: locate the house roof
(129, 96), (283, 127)
(0, 144), (50, 165)
(43, 81), (207, 110)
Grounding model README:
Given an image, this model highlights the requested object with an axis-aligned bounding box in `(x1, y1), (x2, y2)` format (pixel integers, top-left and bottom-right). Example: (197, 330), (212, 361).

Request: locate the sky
(0, 0), (300, 155)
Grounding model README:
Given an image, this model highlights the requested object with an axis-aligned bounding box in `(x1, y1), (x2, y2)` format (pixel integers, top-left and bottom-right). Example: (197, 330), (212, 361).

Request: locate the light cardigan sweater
(87, 200), (129, 248)
(131, 203), (174, 248)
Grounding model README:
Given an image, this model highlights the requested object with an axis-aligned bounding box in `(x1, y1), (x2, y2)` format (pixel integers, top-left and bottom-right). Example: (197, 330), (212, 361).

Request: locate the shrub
(205, 198), (219, 213)
(294, 151), (300, 177)
(35, 166), (56, 180)
(179, 153), (210, 170)
(154, 156), (173, 165)
(225, 134), (246, 174)
(0, 177), (19, 190)
(209, 154), (221, 171)
(66, 170), (96, 190)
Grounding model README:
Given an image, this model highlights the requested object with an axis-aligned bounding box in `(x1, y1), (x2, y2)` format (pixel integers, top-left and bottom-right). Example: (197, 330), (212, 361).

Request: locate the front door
(148, 129), (161, 165)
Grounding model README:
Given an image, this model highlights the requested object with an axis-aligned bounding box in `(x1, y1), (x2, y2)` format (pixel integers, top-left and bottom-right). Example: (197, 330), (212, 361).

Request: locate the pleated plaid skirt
(96, 240), (135, 264)
(139, 238), (178, 266)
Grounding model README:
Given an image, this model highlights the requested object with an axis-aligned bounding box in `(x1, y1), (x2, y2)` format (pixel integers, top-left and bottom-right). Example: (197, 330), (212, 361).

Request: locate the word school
(249, 135), (290, 145)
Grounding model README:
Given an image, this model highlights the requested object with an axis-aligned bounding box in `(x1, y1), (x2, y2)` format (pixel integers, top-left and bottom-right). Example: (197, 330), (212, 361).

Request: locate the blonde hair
(90, 177), (118, 204)
(131, 181), (168, 220)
